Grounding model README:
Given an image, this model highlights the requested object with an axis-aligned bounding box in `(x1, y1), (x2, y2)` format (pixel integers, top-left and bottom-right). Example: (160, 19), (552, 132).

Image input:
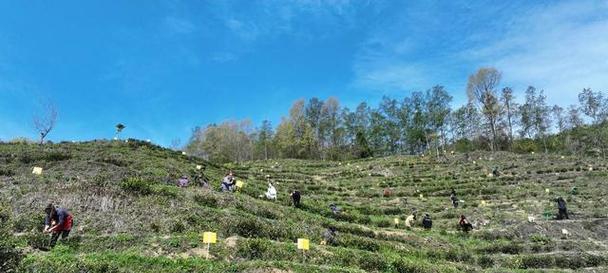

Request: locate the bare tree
(501, 87), (517, 150)
(33, 100), (58, 144)
(170, 138), (182, 150)
(467, 67), (502, 151)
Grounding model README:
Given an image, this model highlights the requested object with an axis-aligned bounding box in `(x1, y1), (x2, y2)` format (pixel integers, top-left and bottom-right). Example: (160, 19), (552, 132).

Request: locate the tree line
(186, 67), (608, 163)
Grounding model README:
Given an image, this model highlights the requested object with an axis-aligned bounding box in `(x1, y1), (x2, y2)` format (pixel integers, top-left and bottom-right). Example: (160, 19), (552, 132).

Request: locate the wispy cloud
(467, 1), (608, 105)
(352, 0), (608, 105)
(164, 16), (196, 34)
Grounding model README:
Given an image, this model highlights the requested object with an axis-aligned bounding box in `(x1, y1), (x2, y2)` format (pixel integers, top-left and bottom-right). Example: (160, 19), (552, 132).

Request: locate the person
(194, 167), (210, 188)
(450, 189), (459, 208)
(422, 214), (432, 230)
(43, 204), (73, 248)
(405, 213), (416, 229)
(383, 188), (392, 197)
(323, 226), (337, 246)
(290, 190), (301, 208)
(492, 167), (500, 177)
(459, 215), (473, 233)
(265, 183), (277, 200)
(556, 197), (569, 220)
(177, 176), (189, 187)
(221, 171), (235, 192)
(329, 203), (341, 215)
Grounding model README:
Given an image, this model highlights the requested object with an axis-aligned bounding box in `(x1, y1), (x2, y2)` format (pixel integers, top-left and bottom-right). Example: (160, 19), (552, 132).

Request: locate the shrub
(338, 235), (380, 252)
(0, 169), (14, 176)
(121, 177), (154, 195)
(391, 258), (431, 273)
(236, 238), (272, 260)
(477, 255), (495, 268)
(170, 221), (186, 233)
(520, 255), (555, 269)
(0, 204), (22, 272)
(44, 151), (71, 161)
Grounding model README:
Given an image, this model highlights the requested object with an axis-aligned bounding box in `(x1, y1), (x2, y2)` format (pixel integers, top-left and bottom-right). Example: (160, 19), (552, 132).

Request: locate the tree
(185, 120), (254, 163)
(501, 87), (517, 149)
(170, 138), (182, 150)
(466, 67), (502, 151)
(403, 92), (427, 154)
(378, 96), (401, 154)
(519, 87), (536, 138)
(578, 88), (605, 124)
(426, 86), (452, 156)
(552, 105), (566, 133)
(257, 120), (274, 160)
(354, 130), (372, 158)
(115, 123), (126, 139)
(33, 100), (58, 144)
(533, 90), (552, 153)
(567, 105), (584, 129)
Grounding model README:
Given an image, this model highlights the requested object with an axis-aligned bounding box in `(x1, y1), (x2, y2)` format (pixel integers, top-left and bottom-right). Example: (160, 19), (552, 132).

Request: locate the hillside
(1, 140), (608, 273)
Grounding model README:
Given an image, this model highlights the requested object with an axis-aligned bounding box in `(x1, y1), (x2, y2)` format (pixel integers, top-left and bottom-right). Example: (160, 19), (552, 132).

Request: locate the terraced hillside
(1, 141), (607, 272)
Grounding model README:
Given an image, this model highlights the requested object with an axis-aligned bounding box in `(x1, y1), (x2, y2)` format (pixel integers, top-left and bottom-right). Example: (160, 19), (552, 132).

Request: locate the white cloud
(465, 1), (608, 106)
(352, 0), (608, 106)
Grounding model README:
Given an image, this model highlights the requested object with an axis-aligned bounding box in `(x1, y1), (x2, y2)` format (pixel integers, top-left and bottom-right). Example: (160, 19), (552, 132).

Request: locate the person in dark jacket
(290, 190), (301, 208)
(422, 214), (433, 230)
(43, 204), (73, 247)
(323, 226), (337, 246)
(459, 215), (473, 233)
(556, 197), (569, 220)
(450, 189), (459, 208)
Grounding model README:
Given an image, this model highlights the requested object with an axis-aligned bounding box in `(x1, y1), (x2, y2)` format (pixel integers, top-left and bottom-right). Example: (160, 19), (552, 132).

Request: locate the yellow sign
(394, 218), (399, 224)
(236, 180), (244, 188)
(297, 238), (310, 250)
(32, 167), (43, 175)
(202, 232), (217, 244)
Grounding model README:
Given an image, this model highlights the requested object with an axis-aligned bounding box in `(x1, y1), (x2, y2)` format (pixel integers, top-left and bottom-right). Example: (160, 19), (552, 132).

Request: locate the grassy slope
(1, 140), (607, 273)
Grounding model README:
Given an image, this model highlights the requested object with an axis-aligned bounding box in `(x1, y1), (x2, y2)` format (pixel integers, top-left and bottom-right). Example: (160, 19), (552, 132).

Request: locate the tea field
(1, 140), (607, 272)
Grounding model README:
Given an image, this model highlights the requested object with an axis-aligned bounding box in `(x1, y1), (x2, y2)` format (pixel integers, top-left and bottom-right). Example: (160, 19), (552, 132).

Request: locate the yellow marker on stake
(32, 167), (43, 175)
(196, 165), (202, 170)
(394, 218), (400, 225)
(297, 238), (310, 250)
(545, 188), (550, 193)
(202, 232), (217, 259)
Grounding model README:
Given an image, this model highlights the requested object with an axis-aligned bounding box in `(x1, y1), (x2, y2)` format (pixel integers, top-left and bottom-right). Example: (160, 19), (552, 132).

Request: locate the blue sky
(1, 0), (607, 146)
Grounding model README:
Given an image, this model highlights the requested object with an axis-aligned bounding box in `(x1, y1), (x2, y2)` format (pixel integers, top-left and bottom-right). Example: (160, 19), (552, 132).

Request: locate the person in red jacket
(459, 215), (473, 233)
(43, 203), (73, 247)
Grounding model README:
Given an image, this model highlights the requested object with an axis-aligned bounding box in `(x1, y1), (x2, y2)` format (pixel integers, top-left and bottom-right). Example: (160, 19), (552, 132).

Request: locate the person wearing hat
(265, 183), (277, 200)
(43, 203), (73, 248)
(221, 171), (236, 192)
(177, 176), (189, 187)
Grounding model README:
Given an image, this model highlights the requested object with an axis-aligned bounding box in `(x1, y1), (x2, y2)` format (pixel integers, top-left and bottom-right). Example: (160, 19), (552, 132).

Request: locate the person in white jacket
(265, 183), (277, 200)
